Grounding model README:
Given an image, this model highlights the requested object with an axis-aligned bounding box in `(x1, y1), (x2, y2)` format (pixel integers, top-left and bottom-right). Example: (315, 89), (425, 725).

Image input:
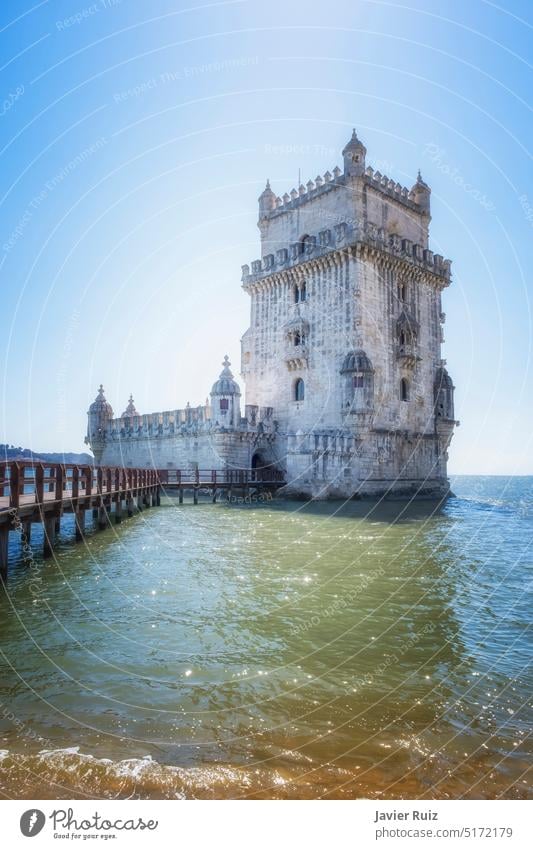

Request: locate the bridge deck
(0, 462), (285, 576)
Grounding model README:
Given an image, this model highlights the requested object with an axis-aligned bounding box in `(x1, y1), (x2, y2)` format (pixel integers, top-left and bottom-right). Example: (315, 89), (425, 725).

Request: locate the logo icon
(20, 809), (46, 837)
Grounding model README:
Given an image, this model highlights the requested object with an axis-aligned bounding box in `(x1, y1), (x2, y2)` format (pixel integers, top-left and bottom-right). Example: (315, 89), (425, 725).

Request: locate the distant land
(1, 445), (93, 464)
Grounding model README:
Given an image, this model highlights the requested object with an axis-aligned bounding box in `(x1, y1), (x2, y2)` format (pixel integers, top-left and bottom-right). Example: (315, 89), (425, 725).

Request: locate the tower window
(399, 282), (408, 302)
(300, 281), (307, 301)
(400, 378), (409, 402)
(219, 399), (229, 412)
(353, 374), (364, 389)
(294, 285), (300, 304)
(294, 378), (305, 402)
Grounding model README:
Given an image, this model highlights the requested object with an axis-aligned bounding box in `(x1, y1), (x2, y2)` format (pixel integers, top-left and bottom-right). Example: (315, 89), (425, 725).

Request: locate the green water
(0, 477), (531, 799)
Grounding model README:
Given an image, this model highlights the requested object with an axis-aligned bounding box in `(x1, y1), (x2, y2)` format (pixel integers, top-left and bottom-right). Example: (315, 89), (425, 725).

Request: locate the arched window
(294, 378), (305, 402)
(399, 282), (407, 302)
(294, 332), (301, 347)
(300, 281), (307, 301)
(294, 285), (300, 304)
(400, 378), (409, 402)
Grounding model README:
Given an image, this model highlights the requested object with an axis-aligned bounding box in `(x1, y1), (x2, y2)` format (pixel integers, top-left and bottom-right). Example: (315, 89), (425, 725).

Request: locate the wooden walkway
(0, 461), (284, 579)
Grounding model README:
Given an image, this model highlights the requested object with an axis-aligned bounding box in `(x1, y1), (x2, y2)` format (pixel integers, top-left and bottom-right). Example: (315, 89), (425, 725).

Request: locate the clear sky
(0, 0), (531, 474)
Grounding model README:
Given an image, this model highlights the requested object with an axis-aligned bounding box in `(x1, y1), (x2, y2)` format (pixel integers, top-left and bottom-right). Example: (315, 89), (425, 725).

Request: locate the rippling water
(0, 476), (531, 799)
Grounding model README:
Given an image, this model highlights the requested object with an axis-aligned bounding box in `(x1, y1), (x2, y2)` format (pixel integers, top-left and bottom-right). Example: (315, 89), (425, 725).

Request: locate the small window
(300, 281), (307, 301)
(294, 285), (300, 304)
(400, 378), (409, 402)
(353, 374), (364, 389)
(399, 282), (407, 302)
(294, 332), (301, 347)
(219, 398), (229, 412)
(294, 379), (305, 402)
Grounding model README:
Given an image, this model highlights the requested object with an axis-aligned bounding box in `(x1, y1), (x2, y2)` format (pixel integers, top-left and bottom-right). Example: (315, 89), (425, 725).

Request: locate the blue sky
(0, 0), (531, 474)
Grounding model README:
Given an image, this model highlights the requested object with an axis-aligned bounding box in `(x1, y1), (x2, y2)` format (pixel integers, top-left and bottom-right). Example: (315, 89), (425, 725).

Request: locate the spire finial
(222, 354), (231, 369)
(98, 384), (105, 395)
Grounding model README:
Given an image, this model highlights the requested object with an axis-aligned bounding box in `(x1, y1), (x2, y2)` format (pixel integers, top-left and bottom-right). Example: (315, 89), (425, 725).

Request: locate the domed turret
(342, 128), (366, 177)
(121, 394), (138, 418)
(210, 355), (242, 428)
(258, 179), (277, 219)
(86, 385), (113, 463)
(434, 367), (454, 420)
(410, 170), (431, 213)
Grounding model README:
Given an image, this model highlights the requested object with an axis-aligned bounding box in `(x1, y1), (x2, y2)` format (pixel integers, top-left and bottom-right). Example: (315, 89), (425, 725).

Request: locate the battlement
(242, 218), (451, 286)
(105, 404), (212, 437)
(259, 161), (427, 222)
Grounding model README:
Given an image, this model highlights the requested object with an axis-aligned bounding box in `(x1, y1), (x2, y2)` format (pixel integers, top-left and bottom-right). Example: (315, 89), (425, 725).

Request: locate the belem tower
(86, 129), (457, 499)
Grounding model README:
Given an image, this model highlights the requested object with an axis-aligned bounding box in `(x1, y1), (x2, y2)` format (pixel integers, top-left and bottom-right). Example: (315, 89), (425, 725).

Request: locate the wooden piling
(43, 516), (56, 558)
(22, 521), (32, 544)
(98, 505), (108, 529)
(75, 509), (86, 541)
(193, 488), (198, 505)
(0, 527), (8, 581)
(126, 497), (133, 517)
(115, 500), (122, 524)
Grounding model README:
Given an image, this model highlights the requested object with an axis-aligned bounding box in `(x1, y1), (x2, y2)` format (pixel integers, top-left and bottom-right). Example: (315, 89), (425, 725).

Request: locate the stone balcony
(285, 343), (308, 371)
(396, 343), (420, 368)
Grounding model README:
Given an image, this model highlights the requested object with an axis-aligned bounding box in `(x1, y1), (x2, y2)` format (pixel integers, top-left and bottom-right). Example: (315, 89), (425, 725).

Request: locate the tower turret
(86, 385), (113, 463)
(410, 170), (431, 214)
(121, 394), (138, 418)
(342, 128), (366, 177)
(210, 355), (242, 428)
(258, 179), (277, 220)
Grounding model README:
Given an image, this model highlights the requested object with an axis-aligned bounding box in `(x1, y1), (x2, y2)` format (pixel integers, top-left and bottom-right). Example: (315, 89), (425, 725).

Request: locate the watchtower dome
(210, 356), (242, 428)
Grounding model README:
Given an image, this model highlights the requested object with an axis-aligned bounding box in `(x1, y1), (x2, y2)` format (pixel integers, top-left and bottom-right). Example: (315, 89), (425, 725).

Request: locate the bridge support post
(92, 508), (98, 519)
(137, 495), (143, 511)
(156, 488), (160, 506)
(75, 509), (86, 541)
(22, 521), (32, 544)
(98, 505), (109, 529)
(193, 488), (198, 505)
(212, 488), (217, 504)
(178, 489), (183, 505)
(0, 527), (8, 581)
(151, 491), (157, 507)
(126, 497), (133, 517)
(43, 516), (56, 558)
(115, 500), (122, 524)
(54, 517), (61, 534)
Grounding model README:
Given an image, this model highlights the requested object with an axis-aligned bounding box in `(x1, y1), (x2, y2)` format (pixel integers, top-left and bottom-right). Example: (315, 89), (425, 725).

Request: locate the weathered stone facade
(86, 130), (457, 498)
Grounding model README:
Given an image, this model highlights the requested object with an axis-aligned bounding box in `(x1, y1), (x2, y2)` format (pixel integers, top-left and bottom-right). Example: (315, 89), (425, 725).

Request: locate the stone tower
(86, 385), (114, 463)
(240, 128), (457, 497)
